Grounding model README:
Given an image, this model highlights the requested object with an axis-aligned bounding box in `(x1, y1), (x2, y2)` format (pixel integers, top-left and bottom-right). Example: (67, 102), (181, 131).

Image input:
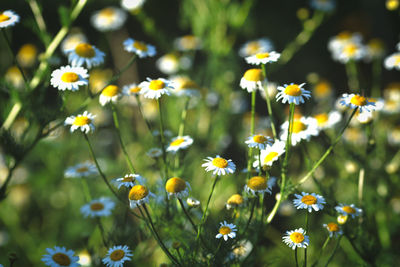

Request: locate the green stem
(174, 97), (190, 170)
(178, 198), (197, 233)
(157, 99), (169, 180)
(243, 196), (258, 234)
(311, 236), (330, 267)
(261, 64), (277, 139)
(304, 212), (309, 267)
(371, 58), (382, 97)
(246, 90), (257, 178)
(96, 218), (108, 247)
(345, 60), (359, 92)
(27, 0), (50, 45)
(295, 247), (299, 267)
(135, 95), (152, 134)
(197, 175), (219, 241)
(324, 236), (342, 267)
(111, 104), (136, 174)
(258, 149), (262, 176)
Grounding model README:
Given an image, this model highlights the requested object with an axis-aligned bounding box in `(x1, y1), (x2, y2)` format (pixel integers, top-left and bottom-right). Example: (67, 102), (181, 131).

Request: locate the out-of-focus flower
(174, 35), (202, 51)
(5, 66), (24, 89)
(384, 52), (400, 70)
(112, 174), (145, 190)
(91, 7), (127, 32)
(239, 38), (274, 58)
(310, 0), (336, 11)
(123, 38), (156, 58)
(0, 10), (19, 28)
(386, 0), (399, 10)
(312, 80), (333, 100)
(64, 162), (98, 178)
(42, 246), (80, 267)
(226, 194), (244, 210)
(81, 197), (115, 218)
(121, 0), (145, 12)
(89, 68), (113, 94)
(335, 203), (362, 218)
(166, 136), (193, 153)
(323, 222), (343, 238)
(313, 111), (341, 130)
(245, 51), (280, 65)
(364, 39), (385, 61)
(17, 44), (38, 67)
(61, 31), (88, 55)
(169, 75), (201, 97)
(340, 93), (376, 113)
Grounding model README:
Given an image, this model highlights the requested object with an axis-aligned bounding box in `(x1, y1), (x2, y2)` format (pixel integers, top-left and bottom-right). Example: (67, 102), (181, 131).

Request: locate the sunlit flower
(187, 197), (200, 208)
(128, 184), (155, 208)
(323, 222), (343, 238)
(312, 80), (333, 100)
(216, 221), (237, 241)
(335, 203), (362, 218)
(121, 0), (145, 12)
(156, 53), (192, 75)
(169, 75), (201, 97)
(42, 246), (80, 267)
(337, 214), (348, 225)
(276, 83), (311, 105)
(102, 245), (132, 267)
(81, 197), (115, 218)
(282, 228), (310, 250)
(386, 0), (399, 10)
(89, 68), (113, 93)
(293, 192), (326, 212)
(228, 240), (253, 261)
(384, 52), (400, 70)
(123, 38), (156, 58)
(226, 194), (244, 210)
(64, 162), (98, 178)
(332, 41), (366, 63)
(355, 109), (374, 124)
(340, 93), (376, 113)
(50, 66), (89, 91)
(17, 44), (38, 68)
(77, 250), (91, 266)
(99, 85), (122, 106)
(259, 81), (278, 99)
(139, 78), (174, 99)
(174, 35), (202, 51)
(66, 43), (105, 69)
(280, 117), (319, 146)
(122, 83), (141, 96)
(343, 127), (367, 145)
(244, 176), (272, 196)
(313, 111), (342, 130)
(91, 7), (127, 32)
(146, 148), (162, 158)
(202, 155), (236, 176)
(166, 136), (193, 153)
(64, 111), (95, 134)
(165, 177), (191, 199)
(245, 134), (273, 150)
(254, 140), (286, 168)
(5, 66), (24, 89)
(0, 10), (19, 28)
(239, 38), (274, 58)
(328, 31), (363, 54)
(310, 0), (336, 11)
(112, 174), (145, 190)
(245, 51), (280, 65)
(61, 32), (88, 55)
(240, 68), (265, 93)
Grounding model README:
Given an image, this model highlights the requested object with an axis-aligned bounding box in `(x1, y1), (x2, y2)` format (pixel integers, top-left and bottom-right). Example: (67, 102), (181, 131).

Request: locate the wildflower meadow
(1, 0), (400, 266)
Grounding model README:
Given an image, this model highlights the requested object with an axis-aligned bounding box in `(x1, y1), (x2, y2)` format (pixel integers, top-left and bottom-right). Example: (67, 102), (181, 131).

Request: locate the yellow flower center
(99, 7), (115, 21)
(170, 138), (185, 147)
(76, 166), (89, 173)
(255, 52), (270, 59)
(291, 120), (307, 133)
(227, 194), (243, 205)
(395, 55), (400, 65)
(337, 215), (348, 225)
(181, 35), (198, 49)
(243, 69), (264, 82)
(247, 176), (267, 191)
(386, 0), (399, 10)
(149, 80), (165, 90)
(327, 222), (339, 232)
(314, 81), (331, 96)
(350, 95), (367, 106)
(129, 185), (149, 200)
(90, 202), (104, 211)
(337, 31), (351, 40)
(342, 206), (355, 214)
(301, 195), (317, 205)
(73, 116), (91, 126)
(75, 43), (95, 58)
(290, 232), (305, 243)
(212, 158), (228, 168)
(122, 176), (134, 182)
(343, 43), (357, 57)
(253, 135), (268, 144)
(314, 113), (328, 126)
(102, 85), (120, 97)
(165, 177), (187, 193)
(52, 253), (71, 266)
(133, 41), (148, 52)
(246, 41), (261, 55)
(130, 86), (141, 93)
(110, 249), (125, 261)
(0, 13), (10, 22)
(284, 84), (302, 96)
(219, 226), (232, 235)
(264, 152), (278, 163)
(61, 72), (79, 83)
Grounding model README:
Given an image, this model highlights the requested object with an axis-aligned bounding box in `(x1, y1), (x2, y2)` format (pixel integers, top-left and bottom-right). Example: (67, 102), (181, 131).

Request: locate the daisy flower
(323, 222), (343, 238)
(156, 53), (180, 75)
(166, 136), (193, 153)
(122, 83), (141, 96)
(61, 32), (88, 55)
(0, 10), (19, 28)
(128, 184), (155, 208)
(244, 176), (272, 196)
(276, 83), (311, 105)
(91, 7), (127, 32)
(312, 80), (333, 100)
(328, 31), (363, 54)
(165, 177), (191, 199)
(123, 38), (156, 58)
(99, 85), (122, 106)
(81, 197), (115, 218)
(253, 140), (286, 168)
(121, 0), (145, 12)
(174, 35), (202, 51)
(102, 245), (133, 267)
(335, 203), (362, 218)
(64, 111), (96, 134)
(310, 0), (336, 11)
(112, 174), (145, 190)
(66, 43), (105, 69)
(17, 43), (38, 68)
(340, 93), (376, 113)
(64, 162), (98, 178)
(313, 111), (342, 130)
(280, 117), (319, 146)
(139, 78), (174, 99)
(146, 148), (162, 158)
(293, 192), (326, 212)
(364, 39), (385, 62)
(245, 51), (281, 65)
(187, 197), (200, 208)
(337, 215), (348, 225)
(42, 246), (80, 267)
(226, 194), (244, 210)
(332, 41), (366, 63)
(384, 52), (400, 70)
(202, 155), (236, 176)
(216, 221), (237, 241)
(239, 68), (265, 93)
(245, 134), (273, 150)
(282, 228), (310, 250)
(50, 66), (88, 91)
(239, 38), (274, 58)
(170, 75), (201, 98)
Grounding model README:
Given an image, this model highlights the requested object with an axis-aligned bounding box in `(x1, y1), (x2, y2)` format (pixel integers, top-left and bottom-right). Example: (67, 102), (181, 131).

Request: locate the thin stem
(135, 95), (153, 134)
(246, 90), (257, 178)
(345, 60), (359, 92)
(197, 175), (219, 241)
(111, 104), (136, 174)
(243, 196), (258, 234)
(295, 247), (299, 267)
(261, 64), (277, 139)
(371, 58), (382, 97)
(258, 149), (262, 176)
(174, 97), (191, 170)
(178, 198), (197, 233)
(1, 102), (22, 131)
(304, 212), (309, 267)
(96, 218), (108, 247)
(157, 99), (169, 180)
(311, 236), (330, 267)
(324, 236), (342, 267)
(27, 0), (49, 44)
